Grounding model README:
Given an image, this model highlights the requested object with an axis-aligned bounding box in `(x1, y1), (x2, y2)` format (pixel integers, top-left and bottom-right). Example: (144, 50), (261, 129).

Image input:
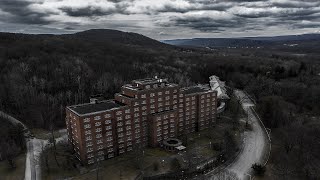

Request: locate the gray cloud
(0, 0), (55, 24)
(0, 0), (319, 39)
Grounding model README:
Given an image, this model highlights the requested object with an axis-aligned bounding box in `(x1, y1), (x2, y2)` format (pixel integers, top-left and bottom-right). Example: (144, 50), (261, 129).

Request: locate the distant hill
(67, 29), (168, 48)
(0, 29), (170, 49)
(163, 33), (320, 48)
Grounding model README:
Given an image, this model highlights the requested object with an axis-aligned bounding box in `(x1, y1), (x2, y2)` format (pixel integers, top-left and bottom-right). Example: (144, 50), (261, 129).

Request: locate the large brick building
(66, 77), (217, 164)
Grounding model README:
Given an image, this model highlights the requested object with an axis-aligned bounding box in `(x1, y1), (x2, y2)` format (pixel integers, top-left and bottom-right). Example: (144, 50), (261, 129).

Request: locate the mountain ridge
(162, 33), (320, 48)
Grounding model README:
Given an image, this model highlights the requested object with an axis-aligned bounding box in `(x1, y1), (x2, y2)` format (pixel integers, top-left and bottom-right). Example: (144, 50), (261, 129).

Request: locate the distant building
(209, 75), (230, 113)
(66, 77), (218, 164)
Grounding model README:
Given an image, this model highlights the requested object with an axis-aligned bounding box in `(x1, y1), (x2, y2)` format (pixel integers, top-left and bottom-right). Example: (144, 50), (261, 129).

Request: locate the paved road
(0, 110), (68, 180)
(205, 90), (269, 180)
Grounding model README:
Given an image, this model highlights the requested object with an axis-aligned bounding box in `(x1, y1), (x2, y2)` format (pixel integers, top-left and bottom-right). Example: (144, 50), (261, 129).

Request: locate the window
(85, 130), (91, 135)
(86, 142), (93, 147)
(108, 153), (114, 158)
(95, 122), (101, 126)
(135, 129), (140, 133)
(94, 116), (101, 120)
(150, 93), (155, 97)
(97, 139), (103, 144)
(125, 109), (130, 113)
(116, 111), (122, 115)
(107, 142), (113, 147)
(108, 148), (113, 153)
(107, 137), (113, 141)
(87, 147), (93, 153)
(150, 99), (155, 103)
(106, 131), (112, 136)
(84, 124), (91, 129)
(106, 125), (112, 130)
(105, 114), (111, 118)
(134, 107), (139, 112)
(134, 102), (139, 106)
(117, 116), (122, 121)
(98, 151), (104, 156)
(135, 124), (140, 128)
(165, 90), (170, 94)
(87, 153), (94, 158)
(134, 113), (139, 117)
(126, 125), (131, 130)
(141, 94), (146, 98)
(105, 119), (111, 124)
(153, 84), (158, 88)
(118, 127), (123, 132)
(96, 128), (102, 133)
(118, 133), (124, 137)
(86, 136), (92, 141)
(158, 92), (162, 95)
(84, 118), (90, 123)
(125, 120), (131, 125)
(158, 97), (162, 101)
(96, 134), (102, 138)
(146, 85), (150, 89)
(165, 96), (170, 100)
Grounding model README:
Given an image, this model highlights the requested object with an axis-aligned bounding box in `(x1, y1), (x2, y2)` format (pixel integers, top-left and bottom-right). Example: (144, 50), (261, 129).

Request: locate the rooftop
(68, 100), (124, 115)
(182, 85), (211, 95)
(132, 77), (168, 85)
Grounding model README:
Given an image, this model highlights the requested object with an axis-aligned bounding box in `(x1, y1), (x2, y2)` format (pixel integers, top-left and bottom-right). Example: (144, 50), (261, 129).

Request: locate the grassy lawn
(42, 144), (176, 180)
(0, 153), (26, 180)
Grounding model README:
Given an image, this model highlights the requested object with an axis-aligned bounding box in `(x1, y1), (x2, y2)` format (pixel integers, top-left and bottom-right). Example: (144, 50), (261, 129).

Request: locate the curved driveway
(206, 90), (269, 180)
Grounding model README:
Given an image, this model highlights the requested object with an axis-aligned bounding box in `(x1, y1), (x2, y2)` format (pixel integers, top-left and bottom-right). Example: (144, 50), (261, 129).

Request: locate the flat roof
(182, 85), (210, 95)
(133, 77), (168, 85)
(68, 100), (124, 115)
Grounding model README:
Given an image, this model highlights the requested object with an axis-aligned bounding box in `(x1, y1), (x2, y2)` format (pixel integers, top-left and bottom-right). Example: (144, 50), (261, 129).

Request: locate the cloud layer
(0, 0), (319, 39)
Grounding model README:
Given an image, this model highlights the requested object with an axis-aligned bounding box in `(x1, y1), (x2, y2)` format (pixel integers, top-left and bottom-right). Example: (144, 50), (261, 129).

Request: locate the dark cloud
(0, 0), (319, 38)
(167, 15), (245, 32)
(60, 6), (113, 17)
(0, 0), (54, 24)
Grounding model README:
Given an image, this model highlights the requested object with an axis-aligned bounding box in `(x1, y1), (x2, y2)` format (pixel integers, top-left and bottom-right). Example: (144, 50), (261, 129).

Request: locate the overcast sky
(0, 0), (319, 40)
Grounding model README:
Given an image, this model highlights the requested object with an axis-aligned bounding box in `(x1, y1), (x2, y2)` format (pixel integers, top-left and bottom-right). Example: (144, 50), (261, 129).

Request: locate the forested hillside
(0, 29), (319, 178)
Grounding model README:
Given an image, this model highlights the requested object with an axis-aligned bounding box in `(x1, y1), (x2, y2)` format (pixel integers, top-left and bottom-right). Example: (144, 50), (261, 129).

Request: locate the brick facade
(66, 77), (217, 164)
